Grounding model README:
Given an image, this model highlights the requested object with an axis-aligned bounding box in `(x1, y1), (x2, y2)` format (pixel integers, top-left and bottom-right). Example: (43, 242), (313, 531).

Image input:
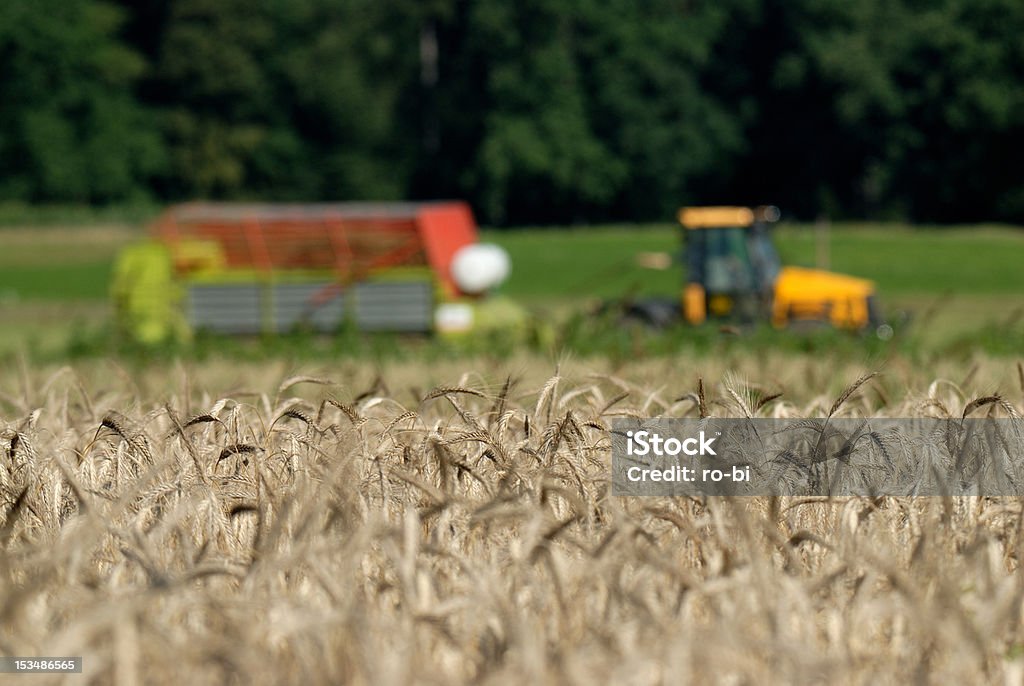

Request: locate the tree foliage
(0, 0), (164, 202)
(1, 0), (1022, 223)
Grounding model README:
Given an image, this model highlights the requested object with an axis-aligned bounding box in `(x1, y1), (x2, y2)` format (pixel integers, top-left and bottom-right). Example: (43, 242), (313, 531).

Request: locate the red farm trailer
(112, 201), (518, 343)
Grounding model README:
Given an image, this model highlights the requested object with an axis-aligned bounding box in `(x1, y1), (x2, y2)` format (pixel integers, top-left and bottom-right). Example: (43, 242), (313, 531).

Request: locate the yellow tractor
(628, 206), (888, 336)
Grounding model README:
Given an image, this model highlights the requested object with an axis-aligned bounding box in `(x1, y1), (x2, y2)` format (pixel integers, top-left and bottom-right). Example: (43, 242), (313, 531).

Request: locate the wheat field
(1, 352), (1023, 684)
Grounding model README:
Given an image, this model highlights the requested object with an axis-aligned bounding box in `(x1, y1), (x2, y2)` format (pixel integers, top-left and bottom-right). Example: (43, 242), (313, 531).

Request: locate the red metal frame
(153, 201), (478, 296)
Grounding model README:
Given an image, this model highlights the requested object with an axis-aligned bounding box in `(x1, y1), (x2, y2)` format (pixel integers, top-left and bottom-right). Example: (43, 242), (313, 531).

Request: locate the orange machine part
(416, 202), (478, 298)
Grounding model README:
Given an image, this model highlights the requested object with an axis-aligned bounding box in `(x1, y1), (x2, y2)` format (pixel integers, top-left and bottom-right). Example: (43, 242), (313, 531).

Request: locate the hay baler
(112, 201), (519, 344)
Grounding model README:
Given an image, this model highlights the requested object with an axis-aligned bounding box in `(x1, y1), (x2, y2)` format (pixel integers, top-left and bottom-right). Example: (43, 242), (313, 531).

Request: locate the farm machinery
(626, 206), (888, 335)
(112, 201), (522, 344)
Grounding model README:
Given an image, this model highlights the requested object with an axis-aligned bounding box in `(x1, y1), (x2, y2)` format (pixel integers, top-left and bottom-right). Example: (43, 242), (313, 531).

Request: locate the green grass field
(773, 224), (1024, 294)
(487, 223), (1024, 299)
(1, 221), (1022, 356)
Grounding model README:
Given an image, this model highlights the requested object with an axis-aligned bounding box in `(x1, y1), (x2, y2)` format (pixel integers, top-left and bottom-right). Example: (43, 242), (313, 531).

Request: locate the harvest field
(2, 222), (1024, 682)
(2, 353), (1024, 683)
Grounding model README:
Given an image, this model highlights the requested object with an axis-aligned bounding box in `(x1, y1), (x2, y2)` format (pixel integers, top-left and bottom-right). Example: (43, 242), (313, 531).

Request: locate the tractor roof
(677, 206), (756, 229)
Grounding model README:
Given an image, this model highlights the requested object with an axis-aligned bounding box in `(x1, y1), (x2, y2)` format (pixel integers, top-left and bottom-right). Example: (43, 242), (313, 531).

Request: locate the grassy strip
(772, 225), (1024, 294)
(485, 223), (1024, 299)
(0, 262), (112, 300)
(0, 203), (159, 226)
(2, 307), (1016, 368)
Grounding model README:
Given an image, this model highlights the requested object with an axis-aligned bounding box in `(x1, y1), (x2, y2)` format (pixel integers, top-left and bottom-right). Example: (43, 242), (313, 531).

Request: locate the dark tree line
(1, 0), (1022, 224)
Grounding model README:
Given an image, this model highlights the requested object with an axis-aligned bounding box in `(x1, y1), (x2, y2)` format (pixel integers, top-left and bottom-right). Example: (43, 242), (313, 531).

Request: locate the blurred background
(1, 0), (1023, 359)
(2, 0), (1023, 225)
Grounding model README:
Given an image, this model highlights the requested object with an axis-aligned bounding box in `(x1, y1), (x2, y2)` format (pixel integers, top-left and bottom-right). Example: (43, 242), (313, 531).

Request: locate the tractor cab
(678, 206), (881, 331)
(680, 206), (781, 323)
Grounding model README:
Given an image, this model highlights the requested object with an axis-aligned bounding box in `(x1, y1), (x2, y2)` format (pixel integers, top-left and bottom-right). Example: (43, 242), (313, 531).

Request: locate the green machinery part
(111, 242), (188, 345)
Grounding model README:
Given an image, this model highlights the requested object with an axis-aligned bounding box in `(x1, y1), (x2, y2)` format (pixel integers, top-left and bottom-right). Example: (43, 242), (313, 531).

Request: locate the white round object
(434, 303), (475, 333)
(450, 243), (511, 294)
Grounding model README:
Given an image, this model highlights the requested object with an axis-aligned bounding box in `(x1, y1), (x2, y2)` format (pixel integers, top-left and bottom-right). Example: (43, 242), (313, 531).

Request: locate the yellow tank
(772, 266), (876, 329)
